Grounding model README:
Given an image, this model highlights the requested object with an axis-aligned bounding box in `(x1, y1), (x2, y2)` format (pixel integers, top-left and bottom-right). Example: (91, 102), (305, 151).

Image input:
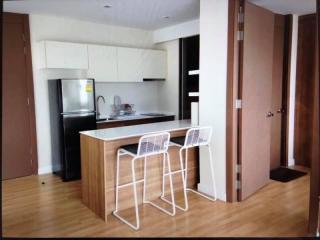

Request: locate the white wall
(153, 19), (199, 43)
(29, 15), (159, 174)
(31, 15), (155, 48)
(288, 14), (299, 166)
(95, 82), (161, 116)
(199, 0), (229, 201)
(155, 40), (180, 117)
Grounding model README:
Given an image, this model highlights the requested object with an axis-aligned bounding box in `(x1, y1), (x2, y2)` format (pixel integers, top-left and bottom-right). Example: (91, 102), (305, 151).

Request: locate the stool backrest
(137, 132), (170, 157)
(184, 126), (212, 147)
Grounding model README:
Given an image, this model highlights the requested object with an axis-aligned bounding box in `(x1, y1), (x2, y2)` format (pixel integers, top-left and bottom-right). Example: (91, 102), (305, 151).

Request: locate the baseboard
(288, 158), (295, 166)
(38, 164), (60, 175)
(197, 183), (226, 202)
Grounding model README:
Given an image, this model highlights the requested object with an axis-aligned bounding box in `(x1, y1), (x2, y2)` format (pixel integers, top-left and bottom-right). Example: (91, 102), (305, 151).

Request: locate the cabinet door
(45, 41), (88, 69)
(142, 50), (167, 79)
(87, 45), (118, 82)
(117, 47), (143, 82)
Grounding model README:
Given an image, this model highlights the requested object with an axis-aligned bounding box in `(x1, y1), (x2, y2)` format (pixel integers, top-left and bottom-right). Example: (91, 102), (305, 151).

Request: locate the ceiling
(249, 0), (316, 15)
(3, 0), (200, 31)
(4, 0), (316, 31)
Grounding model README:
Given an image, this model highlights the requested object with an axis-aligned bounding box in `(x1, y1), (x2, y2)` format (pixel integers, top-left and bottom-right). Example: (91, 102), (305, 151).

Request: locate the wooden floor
(2, 168), (310, 237)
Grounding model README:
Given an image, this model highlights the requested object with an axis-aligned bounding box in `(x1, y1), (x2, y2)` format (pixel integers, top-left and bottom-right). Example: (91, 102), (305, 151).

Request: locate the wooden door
(240, 2), (275, 200)
(294, 14), (317, 168)
(2, 13), (37, 180)
(270, 15), (285, 170)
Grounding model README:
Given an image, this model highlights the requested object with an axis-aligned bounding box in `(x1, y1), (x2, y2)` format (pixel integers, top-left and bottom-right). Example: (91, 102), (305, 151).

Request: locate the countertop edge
(96, 114), (175, 124)
(80, 126), (191, 142)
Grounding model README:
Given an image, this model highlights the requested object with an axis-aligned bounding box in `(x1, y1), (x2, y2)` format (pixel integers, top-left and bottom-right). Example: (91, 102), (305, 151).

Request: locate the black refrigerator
(48, 79), (97, 181)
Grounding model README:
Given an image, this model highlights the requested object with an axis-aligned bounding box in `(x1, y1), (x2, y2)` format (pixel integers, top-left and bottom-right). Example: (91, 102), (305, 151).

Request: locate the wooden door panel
(2, 16), (33, 179)
(270, 15), (285, 170)
(240, 2), (275, 200)
(294, 14), (317, 168)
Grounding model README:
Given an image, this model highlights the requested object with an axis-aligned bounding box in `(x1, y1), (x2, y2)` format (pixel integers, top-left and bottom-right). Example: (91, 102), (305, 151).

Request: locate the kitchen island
(80, 120), (199, 222)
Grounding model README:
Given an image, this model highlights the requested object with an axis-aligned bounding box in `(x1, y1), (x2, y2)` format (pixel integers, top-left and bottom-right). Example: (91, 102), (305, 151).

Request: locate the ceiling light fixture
(162, 16), (170, 19)
(104, 5), (112, 8)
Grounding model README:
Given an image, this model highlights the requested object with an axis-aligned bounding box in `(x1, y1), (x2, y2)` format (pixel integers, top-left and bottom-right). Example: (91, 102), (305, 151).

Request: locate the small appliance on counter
(110, 95), (136, 116)
(48, 79), (97, 181)
(119, 103), (136, 115)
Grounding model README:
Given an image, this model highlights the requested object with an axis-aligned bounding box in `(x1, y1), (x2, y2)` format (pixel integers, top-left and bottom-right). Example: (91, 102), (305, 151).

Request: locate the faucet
(96, 95), (106, 117)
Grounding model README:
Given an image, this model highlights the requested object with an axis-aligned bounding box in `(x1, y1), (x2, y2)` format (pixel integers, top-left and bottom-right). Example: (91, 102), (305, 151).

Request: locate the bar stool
(113, 132), (176, 230)
(161, 126), (217, 212)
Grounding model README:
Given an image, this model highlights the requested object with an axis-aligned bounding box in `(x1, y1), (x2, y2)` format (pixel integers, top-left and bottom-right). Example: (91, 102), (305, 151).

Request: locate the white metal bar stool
(161, 126), (217, 212)
(113, 132), (176, 230)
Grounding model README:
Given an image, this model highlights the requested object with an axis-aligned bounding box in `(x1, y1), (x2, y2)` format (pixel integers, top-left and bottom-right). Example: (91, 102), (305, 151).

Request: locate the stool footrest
(117, 179), (144, 189)
(163, 169), (186, 176)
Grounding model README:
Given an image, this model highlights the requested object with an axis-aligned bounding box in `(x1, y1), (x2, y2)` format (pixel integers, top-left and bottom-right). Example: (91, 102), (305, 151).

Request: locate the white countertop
(80, 120), (196, 141)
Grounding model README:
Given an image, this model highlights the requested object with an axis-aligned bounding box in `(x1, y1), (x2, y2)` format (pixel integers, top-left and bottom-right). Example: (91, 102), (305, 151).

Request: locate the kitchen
(28, 11), (201, 177)
(3, 0), (207, 233)
(46, 46), (178, 180)
(42, 19), (204, 227)
(2, 0), (319, 238)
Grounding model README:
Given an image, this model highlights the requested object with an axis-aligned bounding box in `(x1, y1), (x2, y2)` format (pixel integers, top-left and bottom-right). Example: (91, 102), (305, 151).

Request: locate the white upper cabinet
(37, 40), (167, 82)
(40, 41), (89, 69)
(87, 44), (118, 82)
(141, 50), (167, 79)
(117, 47), (143, 82)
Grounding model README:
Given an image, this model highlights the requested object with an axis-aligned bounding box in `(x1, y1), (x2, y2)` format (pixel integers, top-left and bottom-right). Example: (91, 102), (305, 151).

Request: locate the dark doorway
(179, 35), (199, 120)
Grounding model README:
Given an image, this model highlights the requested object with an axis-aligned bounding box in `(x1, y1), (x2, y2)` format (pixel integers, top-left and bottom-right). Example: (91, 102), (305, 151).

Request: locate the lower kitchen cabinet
(97, 116), (175, 129)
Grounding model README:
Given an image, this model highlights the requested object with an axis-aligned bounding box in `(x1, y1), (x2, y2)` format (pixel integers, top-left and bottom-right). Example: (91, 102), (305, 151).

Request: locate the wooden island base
(80, 129), (198, 222)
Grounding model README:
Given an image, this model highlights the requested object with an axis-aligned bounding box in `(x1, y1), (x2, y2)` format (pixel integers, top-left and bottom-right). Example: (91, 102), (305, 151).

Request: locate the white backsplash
(95, 82), (162, 116)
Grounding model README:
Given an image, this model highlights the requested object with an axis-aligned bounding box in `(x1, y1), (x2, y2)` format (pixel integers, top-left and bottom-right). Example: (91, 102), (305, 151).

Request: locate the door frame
(308, 0), (320, 234)
(226, 0), (243, 202)
(3, 12), (38, 175)
(226, 0), (293, 202)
